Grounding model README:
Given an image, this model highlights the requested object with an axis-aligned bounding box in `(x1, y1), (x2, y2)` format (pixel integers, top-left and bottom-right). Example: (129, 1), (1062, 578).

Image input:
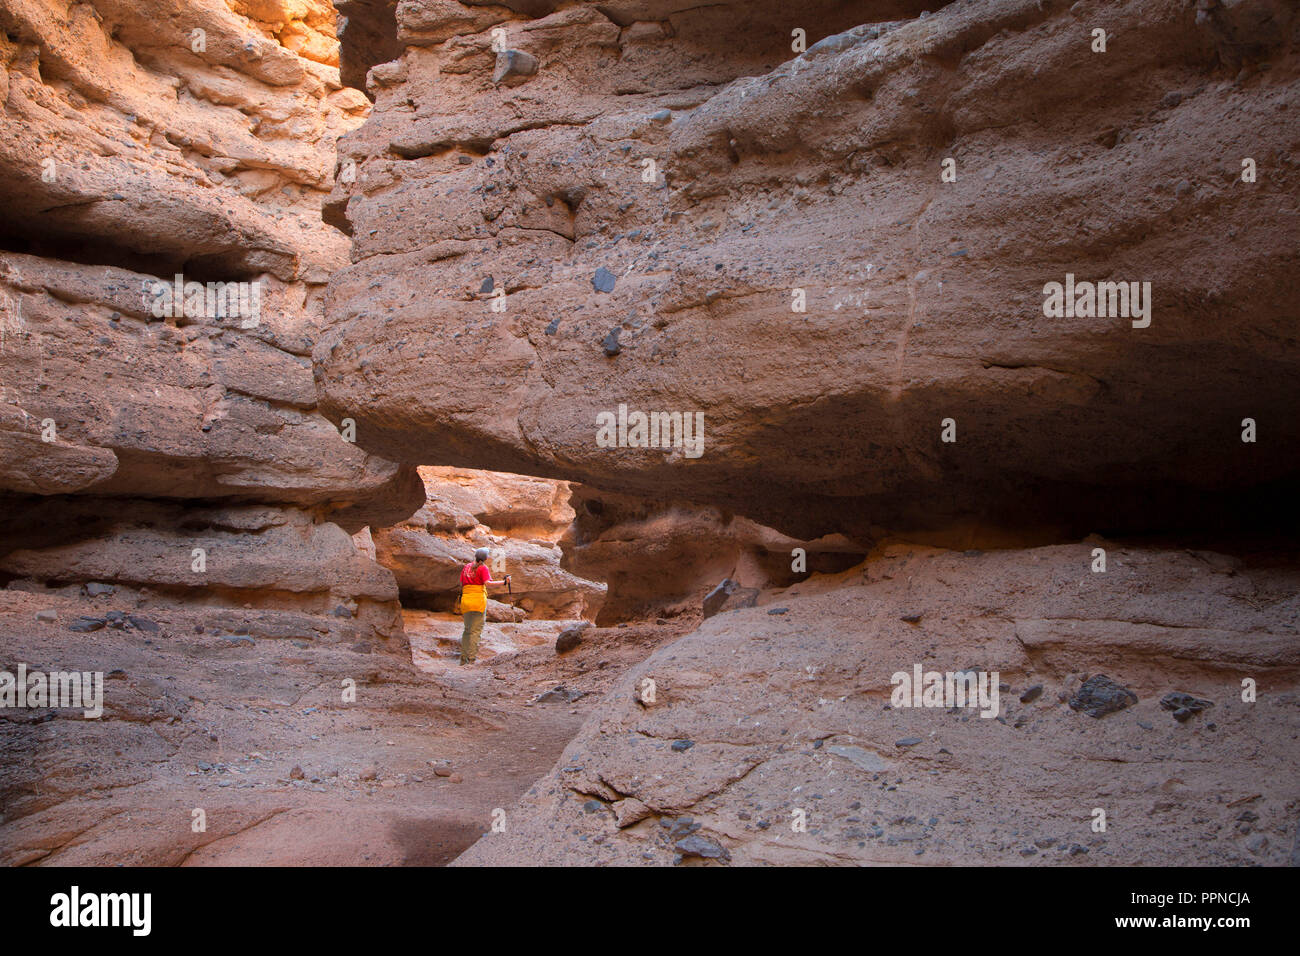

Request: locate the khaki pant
(460, 611), (485, 664)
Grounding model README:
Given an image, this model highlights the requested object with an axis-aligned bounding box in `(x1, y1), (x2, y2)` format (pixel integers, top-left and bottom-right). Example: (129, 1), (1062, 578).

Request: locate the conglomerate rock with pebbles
(311, 1), (1300, 865)
(455, 542), (1300, 865)
(316, 0), (1300, 540)
(2, 0), (1298, 870)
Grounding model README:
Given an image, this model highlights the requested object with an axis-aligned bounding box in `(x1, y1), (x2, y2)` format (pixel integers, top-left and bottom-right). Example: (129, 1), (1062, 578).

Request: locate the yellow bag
(459, 584), (487, 613)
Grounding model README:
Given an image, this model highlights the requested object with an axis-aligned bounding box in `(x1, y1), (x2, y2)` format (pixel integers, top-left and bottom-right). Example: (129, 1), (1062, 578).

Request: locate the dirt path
(0, 590), (691, 865)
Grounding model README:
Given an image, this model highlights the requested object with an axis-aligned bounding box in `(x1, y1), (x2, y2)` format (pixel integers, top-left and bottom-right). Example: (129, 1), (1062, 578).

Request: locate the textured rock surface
(316, 0), (1300, 540)
(562, 484), (866, 623)
(0, 0), (363, 278)
(372, 466), (606, 619)
(0, 0), (419, 632)
(455, 541), (1300, 865)
(0, 587), (687, 865)
(0, 253), (419, 523)
(0, 502), (403, 643)
(2, 0), (1298, 872)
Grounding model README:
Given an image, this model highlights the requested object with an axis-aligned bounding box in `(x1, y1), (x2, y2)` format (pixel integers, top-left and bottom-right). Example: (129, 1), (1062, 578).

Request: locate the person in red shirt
(459, 547), (511, 665)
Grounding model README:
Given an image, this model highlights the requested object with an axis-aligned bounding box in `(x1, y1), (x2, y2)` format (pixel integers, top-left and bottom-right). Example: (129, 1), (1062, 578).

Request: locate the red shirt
(460, 563), (492, 586)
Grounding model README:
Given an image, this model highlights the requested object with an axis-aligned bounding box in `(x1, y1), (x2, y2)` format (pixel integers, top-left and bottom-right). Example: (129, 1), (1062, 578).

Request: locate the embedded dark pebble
(1160, 692), (1213, 721)
(601, 327), (621, 356)
(1069, 674), (1137, 718)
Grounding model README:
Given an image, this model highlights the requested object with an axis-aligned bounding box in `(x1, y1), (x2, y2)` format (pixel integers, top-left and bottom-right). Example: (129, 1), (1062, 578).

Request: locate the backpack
(454, 562), (485, 614)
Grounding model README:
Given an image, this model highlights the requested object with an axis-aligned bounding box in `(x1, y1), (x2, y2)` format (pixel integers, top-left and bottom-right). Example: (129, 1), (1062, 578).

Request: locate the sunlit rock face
(372, 466), (606, 621)
(0, 0), (419, 639)
(316, 0), (1300, 542)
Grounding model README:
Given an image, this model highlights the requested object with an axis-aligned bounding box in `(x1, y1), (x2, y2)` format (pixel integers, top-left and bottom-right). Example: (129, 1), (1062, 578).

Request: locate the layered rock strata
(0, 0), (419, 641)
(316, 0), (1300, 541)
(371, 465), (606, 620)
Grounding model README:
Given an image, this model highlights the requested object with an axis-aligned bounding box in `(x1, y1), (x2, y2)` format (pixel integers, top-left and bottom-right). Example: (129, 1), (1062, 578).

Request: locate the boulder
(554, 623), (589, 654)
(1069, 675), (1139, 719)
(702, 579), (758, 618)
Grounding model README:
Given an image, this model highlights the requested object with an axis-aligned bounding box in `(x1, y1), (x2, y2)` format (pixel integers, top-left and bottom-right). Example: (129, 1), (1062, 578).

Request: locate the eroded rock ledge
(316, 0), (1300, 540)
(1, 0), (420, 642)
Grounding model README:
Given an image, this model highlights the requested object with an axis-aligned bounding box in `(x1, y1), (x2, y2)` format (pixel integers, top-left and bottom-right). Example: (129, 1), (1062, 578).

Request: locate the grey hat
(474, 548), (490, 562)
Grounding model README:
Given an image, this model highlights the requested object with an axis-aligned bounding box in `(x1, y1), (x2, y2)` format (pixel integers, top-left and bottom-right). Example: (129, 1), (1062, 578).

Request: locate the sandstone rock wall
(300, 0), (1300, 866)
(2, 0), (1297, 870)
(371, 465), (607, 620)
(562, 483), (866, 623)
(1, 502), (403, 644)
(0, 0), (419, 643)
(316, 0), (1300, 542)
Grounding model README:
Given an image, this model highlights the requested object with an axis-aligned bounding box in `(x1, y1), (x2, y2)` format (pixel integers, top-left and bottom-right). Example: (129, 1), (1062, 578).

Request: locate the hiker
(459, 548), (511, 665)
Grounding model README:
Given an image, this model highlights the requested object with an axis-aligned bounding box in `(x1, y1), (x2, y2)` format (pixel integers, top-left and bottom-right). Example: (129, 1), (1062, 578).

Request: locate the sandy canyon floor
(0, 588), (688, 866)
